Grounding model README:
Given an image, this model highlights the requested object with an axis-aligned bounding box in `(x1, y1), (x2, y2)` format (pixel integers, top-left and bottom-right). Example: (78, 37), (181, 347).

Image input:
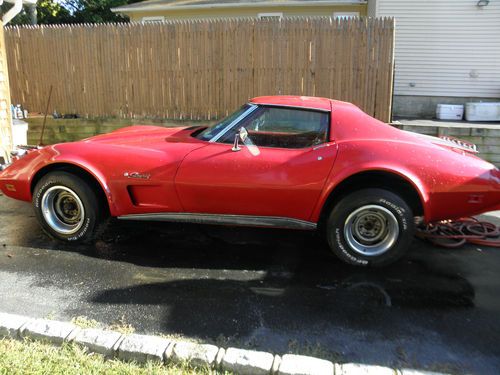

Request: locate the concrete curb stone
(222, 347), (275, 375)
(164, 341), (175, 360)
(73, 328), (123, 357)
(117, 333), (170, 363)
(215, 347), (226, 367)
(400, 370), (446, 375)
(335, 363), (399, 375)
(170, 341), (219, 367)
(20, 319), (79, 345)
(0, 313), (453, 375)
(0, 313), (30, 338)
(271, 355), (282, 374)
(279, 354), (334, 375)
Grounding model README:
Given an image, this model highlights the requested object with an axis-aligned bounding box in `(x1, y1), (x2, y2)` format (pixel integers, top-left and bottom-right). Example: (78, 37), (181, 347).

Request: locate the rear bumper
(0, 163), (11, 173)
(425, 165), (500, 222)
(0, 156), (9, 172)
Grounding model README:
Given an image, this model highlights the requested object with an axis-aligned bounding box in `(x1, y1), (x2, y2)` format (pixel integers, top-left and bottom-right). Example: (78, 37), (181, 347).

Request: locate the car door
(174, 106), (338, 222)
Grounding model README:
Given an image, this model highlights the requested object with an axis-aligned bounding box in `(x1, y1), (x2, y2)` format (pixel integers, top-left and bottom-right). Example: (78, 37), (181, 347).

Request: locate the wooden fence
(4, 18), (395, 122)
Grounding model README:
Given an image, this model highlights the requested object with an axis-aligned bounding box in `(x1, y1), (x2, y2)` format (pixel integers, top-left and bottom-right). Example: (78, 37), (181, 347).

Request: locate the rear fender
(311, 164), (430, 223)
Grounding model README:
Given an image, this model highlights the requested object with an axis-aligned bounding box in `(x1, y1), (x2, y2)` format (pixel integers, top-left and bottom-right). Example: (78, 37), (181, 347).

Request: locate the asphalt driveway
(0, 194), (499, 374)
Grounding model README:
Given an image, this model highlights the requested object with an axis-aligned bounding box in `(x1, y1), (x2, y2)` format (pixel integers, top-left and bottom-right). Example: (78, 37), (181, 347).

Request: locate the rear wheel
(326, 188), (414, 267)
(33, 172), (105, 243)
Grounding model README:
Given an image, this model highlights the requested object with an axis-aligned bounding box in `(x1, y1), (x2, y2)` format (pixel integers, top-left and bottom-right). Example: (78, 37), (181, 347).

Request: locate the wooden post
(0, 20), (13, 162)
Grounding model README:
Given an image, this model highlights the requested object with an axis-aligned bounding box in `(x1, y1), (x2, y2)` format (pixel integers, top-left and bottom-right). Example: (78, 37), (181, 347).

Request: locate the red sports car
(1, 96), (499, 266)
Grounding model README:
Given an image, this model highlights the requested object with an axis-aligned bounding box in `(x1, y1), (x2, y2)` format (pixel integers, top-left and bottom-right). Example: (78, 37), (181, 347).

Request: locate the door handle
(312, 142), (335, 151)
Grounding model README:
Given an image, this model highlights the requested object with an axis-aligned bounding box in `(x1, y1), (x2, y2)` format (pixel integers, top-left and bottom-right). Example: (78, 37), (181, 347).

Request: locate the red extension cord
(416, 217), (500, 248)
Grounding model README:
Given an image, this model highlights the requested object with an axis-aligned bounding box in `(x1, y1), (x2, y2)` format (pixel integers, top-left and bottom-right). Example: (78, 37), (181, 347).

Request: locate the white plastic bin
(12, 119), (28, 147)
(465, 102), (500, 121)
(436, 104), (464, 120)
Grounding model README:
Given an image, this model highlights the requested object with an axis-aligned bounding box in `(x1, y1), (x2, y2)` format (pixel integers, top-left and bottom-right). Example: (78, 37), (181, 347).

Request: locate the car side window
(219, 106), (329, 149)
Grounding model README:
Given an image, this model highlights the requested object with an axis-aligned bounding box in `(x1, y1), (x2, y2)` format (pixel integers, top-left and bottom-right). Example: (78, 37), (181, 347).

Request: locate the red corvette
(1, 96), (499, 266)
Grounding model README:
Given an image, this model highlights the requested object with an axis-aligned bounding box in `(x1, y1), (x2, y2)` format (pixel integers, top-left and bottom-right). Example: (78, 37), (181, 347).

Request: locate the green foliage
(0, 0), (71, 25)
(36, 0), (72, 24)
(1, 0), (145, 25)
(61, 0), (131, 23)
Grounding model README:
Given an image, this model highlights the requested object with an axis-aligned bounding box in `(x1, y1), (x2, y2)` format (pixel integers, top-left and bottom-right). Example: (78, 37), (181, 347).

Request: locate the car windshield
(195, 104), (251, 141)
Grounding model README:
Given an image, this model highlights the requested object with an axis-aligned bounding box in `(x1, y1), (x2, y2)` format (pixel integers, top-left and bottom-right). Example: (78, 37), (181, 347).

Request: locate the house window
(141, 16), (165, 23)
(257, 12), (283, 20)
(333, 12), (359, 19)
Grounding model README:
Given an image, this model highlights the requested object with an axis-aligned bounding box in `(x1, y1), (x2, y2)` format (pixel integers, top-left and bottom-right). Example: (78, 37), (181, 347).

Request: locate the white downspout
(2, 0), (24, 25)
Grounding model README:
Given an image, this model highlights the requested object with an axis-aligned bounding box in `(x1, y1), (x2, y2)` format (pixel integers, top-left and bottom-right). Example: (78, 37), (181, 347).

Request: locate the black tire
(326, 188), (414, 267)
(32, 171), (106, 243)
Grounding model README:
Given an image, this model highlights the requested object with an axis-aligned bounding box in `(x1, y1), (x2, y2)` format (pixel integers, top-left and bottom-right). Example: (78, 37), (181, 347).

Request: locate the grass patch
(108, 315), (135, 335)
(159, 333), (203, 345)
(0, 338), (231, 375)
(70, 316), (100, 329)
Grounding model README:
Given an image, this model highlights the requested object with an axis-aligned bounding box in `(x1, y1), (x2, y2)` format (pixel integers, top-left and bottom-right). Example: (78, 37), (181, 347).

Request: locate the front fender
(0, 145), (118, 214)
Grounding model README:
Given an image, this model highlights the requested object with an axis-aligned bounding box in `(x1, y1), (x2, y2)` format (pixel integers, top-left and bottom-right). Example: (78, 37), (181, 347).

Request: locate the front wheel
(326, 188), (414, 267)
(33, 172), (105, 243)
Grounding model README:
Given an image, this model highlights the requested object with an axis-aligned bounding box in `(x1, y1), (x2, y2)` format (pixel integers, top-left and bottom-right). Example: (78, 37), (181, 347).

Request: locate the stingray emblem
(124, 172), (151, 180)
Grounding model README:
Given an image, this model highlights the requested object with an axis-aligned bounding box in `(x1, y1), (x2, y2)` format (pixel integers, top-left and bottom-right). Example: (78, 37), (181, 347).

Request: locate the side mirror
(232, 127), (248, 152)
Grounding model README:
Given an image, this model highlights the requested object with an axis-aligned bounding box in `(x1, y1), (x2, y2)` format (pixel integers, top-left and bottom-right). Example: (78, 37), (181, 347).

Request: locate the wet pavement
(0, 194), (499, 374)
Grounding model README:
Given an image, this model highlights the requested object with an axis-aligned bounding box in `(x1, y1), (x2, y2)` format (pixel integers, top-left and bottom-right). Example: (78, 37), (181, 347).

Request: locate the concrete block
(484, 136), (500, 146)
(0, 313), (30, 338)
(436, 127), (448, 136)
(117, 334), (170, 363)
(74, 328), (123, 357)
(403, 125), (436, 136)
(335, 363), (397, 375)
(480, 145), (500, 154)
(461, 136), (484, 145)
(447, 127), (471, 137)
(278, 354), (334, 375)
(485, 129), (500, 137)
(471, 128), (486, 137)
(20, 319), (79, 345)
(171, 341), (219, 367)
(222, 347), (275, 375)
(485, 153), (500, 163)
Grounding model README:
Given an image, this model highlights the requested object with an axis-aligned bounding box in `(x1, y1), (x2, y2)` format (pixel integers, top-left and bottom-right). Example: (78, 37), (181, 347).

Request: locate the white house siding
(372, 0), (500, 99)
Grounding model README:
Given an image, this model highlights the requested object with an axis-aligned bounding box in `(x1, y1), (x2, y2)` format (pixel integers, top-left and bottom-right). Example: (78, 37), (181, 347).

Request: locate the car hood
(83, 125), (205, 149)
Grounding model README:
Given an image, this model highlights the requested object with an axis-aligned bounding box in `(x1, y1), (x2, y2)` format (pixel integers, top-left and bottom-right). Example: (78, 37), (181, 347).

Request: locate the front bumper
(0, 148), (39, 201)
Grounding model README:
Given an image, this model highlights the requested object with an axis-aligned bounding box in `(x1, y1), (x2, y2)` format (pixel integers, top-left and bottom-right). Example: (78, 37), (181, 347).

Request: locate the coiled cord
(416, 217), (500, 248)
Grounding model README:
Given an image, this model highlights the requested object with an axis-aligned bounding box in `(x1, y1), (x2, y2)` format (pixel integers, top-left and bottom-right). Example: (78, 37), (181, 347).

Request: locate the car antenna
(39, 85), (53, 146)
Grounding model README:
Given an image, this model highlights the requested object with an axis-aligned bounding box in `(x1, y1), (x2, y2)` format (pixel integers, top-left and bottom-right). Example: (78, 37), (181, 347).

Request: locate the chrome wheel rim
(344, 205), (399, 256)
(41, 186), (85, 235)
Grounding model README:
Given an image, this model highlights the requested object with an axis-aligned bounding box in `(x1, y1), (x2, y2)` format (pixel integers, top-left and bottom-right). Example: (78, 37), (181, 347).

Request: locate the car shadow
(90, 219), (475, 321)
(86, 225), (478, 369)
